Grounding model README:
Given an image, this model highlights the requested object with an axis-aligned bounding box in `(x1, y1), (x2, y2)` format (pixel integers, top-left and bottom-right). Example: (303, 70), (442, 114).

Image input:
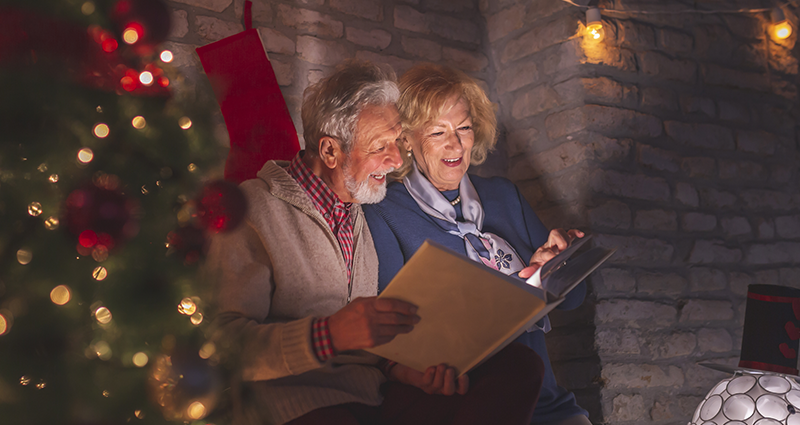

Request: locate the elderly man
(206, 60), (544, 425)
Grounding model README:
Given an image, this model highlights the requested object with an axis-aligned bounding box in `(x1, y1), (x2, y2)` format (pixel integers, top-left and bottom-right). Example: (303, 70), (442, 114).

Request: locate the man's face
(340, 104), (403, 204)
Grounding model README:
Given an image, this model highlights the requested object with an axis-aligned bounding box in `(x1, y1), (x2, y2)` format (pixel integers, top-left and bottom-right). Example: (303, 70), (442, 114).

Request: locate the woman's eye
(458, 126), (472, 131)
(429, 132), (444, 137)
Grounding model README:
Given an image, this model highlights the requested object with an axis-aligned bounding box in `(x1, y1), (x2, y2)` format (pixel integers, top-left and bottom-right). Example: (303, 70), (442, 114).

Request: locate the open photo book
(365, 235), (615, 376)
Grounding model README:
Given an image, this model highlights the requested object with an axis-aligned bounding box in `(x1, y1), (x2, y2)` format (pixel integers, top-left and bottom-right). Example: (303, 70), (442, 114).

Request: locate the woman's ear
(318, 137), (342, 170)
(401, 135), (413, 152)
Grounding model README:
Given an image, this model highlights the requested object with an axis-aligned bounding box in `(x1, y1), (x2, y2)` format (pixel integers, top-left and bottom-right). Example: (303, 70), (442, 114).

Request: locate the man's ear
(318, 136), (341, 170)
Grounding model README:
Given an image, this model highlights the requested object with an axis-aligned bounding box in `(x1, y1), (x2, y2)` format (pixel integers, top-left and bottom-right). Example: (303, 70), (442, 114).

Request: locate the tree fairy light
(160, 50), (173, 63)
(178, 116), (192, 130)
(132, 352), (149, 367)
(132, 116), (146, 129)
(0, 313), (8, 335)
(122, 24), (141, 44)
(178, 298), (197, 315)
(772, 8), (793, 40)
(50, 285), (71, 305)
(139, 71), (154, 86)
(77, 148), (94, 164)
(585, 7), (604, 42)
(27, 202), (42, 216)
(93, 123), (109, 138)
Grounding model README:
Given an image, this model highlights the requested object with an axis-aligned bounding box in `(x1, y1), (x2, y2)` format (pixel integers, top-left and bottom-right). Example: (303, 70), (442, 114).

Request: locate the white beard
(343, 164), (393, 204)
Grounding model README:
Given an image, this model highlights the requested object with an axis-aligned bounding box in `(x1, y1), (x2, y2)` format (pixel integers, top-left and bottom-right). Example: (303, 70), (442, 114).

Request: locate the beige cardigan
(205, 161), (384, 425)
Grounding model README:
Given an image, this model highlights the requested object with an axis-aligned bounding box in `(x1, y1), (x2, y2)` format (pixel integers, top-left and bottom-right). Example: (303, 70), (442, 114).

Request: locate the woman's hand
(389, 363), (469, 396)
(519, 229), (585, 279)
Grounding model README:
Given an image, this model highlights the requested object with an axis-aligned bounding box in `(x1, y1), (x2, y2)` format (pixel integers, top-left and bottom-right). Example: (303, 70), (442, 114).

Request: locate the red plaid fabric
(288, 153), (355, 362)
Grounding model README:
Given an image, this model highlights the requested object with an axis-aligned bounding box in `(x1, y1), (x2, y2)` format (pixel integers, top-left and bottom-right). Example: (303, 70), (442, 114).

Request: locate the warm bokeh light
(50, 285), (71, 305)
(587, 24), (605, 41)
(19, 376), (30, 386)
(178, 116), (192, 130)
(95, 306), (112, 324)
(160, 50), (174, 63)
(44, 216), (60, 230)
(134, 410), (145, 419)
(92, 245), (109, 262)
(132, 352), (149, 367)
(81, 1), (95, 15)
(585, 7), (605, 42)
(132, 116), (146, 129)
(77, 148), (94, 164)
(0, 314), (7, 336)
(121, 75), (136, 91)
(37, 163), (47, 172)
(774, 21), (793, 40)
(93, 123), (110, 138)
(49, 174), (59, 183)
(178, 298), (197, 315)
(28, 202), (42, 217)
(199, 342), (216, 359)
(94, 341), (112, 360)
(79, 230), (98, 248)
(101, 38), (118, 53)
(36, 380), (46, 390)
(187, 163), (198, 172)
(139, 71), (154, 86)
(190, 313), (204, 325)
(17, 249), (32, 265)
(93, 266), (108, 281)
(122, 27), (139, 44)
(102, 390), (110, 397)
(187, 401), (207, 420)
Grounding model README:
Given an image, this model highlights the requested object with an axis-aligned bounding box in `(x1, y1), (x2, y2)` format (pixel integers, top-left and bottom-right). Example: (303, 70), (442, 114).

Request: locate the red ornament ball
(197, 180), (246, 233)
(63, 183), (139, 251)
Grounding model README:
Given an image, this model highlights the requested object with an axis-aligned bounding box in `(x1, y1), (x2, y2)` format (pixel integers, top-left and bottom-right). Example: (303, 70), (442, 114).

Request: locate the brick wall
(165, 0), (800, 423)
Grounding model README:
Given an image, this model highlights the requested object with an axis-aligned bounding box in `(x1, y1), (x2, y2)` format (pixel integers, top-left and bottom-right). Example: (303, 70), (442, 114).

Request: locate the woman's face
(406, 96), (474, 191)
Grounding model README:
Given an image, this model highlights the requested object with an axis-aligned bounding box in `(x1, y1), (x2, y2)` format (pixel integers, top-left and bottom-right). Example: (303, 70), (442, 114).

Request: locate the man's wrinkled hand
(390, 363), (469, 396)
(328, 297), (420, 352)
(519, 228), (585, 279)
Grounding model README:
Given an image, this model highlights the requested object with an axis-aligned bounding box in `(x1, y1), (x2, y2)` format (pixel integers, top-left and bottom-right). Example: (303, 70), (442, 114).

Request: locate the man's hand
(390, 363), (469, 396)
(519, 229), (585, 279)
(328, 297), (420, 352)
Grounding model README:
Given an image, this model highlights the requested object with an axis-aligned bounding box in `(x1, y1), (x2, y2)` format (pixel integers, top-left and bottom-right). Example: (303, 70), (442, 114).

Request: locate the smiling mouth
(370, 168), (394, 182)
(442, 157), (462, 166)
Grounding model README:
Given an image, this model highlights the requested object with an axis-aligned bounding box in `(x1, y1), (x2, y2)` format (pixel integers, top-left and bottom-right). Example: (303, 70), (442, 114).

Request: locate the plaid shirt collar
(287, 152), (352, 230)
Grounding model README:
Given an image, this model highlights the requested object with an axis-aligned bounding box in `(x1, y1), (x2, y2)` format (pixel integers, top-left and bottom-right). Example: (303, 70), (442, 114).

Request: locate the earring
(407, 150), (412, 157)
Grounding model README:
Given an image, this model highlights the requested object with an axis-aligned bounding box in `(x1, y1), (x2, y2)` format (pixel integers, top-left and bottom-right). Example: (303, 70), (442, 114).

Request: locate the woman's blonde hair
(394, 63), (497, 178)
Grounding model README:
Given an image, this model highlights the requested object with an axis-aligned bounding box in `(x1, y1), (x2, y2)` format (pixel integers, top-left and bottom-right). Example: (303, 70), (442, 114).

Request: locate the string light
(93, 123), (109, 138)
(160, 50), (174, 63)
(139, 71), (154, 86)
(77, 148), (94, 164)
(50, 285), (71, 305)
(16, 249), (32, 265)
(132, 116), (146, 129)
(178, 117), (192, 130)
(132, 352), (149, 367)
(585, 7), (605, 42)
(178, 298), (197, 315)
(772, 7), (793, 40)
(122, 23), (142, 44)
(44, 216), (59, 230)
(27, 202), (43, 216)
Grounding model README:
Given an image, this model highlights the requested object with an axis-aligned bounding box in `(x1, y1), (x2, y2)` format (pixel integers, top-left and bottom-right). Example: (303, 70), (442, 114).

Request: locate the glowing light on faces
(122, 27), (139, 44)
(0, 314), (7, 335)
(139, 71), (154, 86)
(178, 117), (192, 129)
(160, 50), (174, 63)
(178, 298), (197, 315)
(28, 202), (42, 216)
(50, 285), (71, 305)
(49, 174), (59, 183)
(187, 402), (207, 420)
(93, 123), (110, 138)
(132, 352), (149, 367)
(95, 306), (112, 324)
(17, 249), (32, 265)
(81, 2), (95, 15)
(132, 116), (146, 129)
(45, 216), (60, 230)
(93, 266), (108, 281)
(78, 148), (94, 164)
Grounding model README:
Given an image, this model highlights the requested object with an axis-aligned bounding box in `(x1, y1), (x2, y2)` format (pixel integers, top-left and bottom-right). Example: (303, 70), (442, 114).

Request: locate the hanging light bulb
(586, 7), (605, 42)
(772, 8), (793, 40)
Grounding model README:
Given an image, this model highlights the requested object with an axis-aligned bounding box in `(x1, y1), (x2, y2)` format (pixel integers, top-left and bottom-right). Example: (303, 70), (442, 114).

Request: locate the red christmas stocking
(196, 1), (299, 184)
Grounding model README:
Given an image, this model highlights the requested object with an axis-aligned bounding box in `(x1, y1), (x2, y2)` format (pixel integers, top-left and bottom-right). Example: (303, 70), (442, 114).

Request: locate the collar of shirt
(287, 152), (352, 231)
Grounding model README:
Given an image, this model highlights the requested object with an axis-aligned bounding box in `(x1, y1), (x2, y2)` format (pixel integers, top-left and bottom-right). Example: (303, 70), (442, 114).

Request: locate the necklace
(450, 195), (461, 206)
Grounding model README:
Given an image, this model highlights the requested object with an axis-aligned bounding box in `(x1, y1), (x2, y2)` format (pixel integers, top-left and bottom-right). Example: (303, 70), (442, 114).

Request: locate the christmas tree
(0, 0), (233, 423)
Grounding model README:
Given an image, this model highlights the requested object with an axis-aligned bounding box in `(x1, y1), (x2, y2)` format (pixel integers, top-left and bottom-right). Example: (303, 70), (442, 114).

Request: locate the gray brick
(297, 36), (348, 66)
(259, 28), (296, 55)
(307, 69), (325, 84)
(698, 187), (737, 209)
(771, 164), (793, 184)
(657, 28), (693, 53)
(634, 209), (677, 231)
(648, 332), (697, 359)
(702, 63), (769, 91)
(736, 130), (777, 155)
(740, 190), (795, 211)
(505, 127), (541, 157)
(508, 140), (586, 182)
(547, 105), (662, 140)
(278, 5), (343, 38)
(580, 40), (638, 73)
(718, 159), (767, 181)
(640, 86), (678, 110)
(776, 214), (800, 238)
(689, 268), (727, 292)
(161, 42), (200, 69)
(599, 268), (636, 293)
(401, 36), (441, 61)
(522, 0), (569, 23)
(721, 216), (752, 238)
(594, 234), (674, 264)
(729, 272), (753, 296)
(426, 0), (473, 12)
(596, 328), (641, 356)
(597, 300), (677, 324)
(639, 51), (696, 83)
(330, 0), (383, 21)
(486, 3), (525, 42)
(584, 77), (636, 105)
(601, 363), (684, 388)
(681, 157), (716, 179)
(502, 18), (575, 63)
(746, 242), (800, 264)
(271, 59), (294, 86)
(637, 271), (687, 296)
(680, 299), (733, 322)
(512, 85), (562, 119)
(610, 394), (646, 422)
(589, 201), (632, 230)
(354, 50), (413, 75)
(756, 218), (775, 239)
(718, 101), (750, 123)
(442, 47), (488, 72)
(195, 16), (243, 42)
(679, 95), (715, 117)
(675, 182), (699, 207)
(688, 239), (742, 264)
(235, 0), (273, 24)
(432, 15), (480, 44)
(590, 169), (670, 202)
(682, 212), (717, 232)
(697, 328), (733, 354)
(665, 121), (734, 150)
(638, 144), (680, 173)
(169, 10), (189, 38)
(497, 59), (539, 95)
(614, 20), (656, 49)
(588, 134), (632, 163)
(346, 27), (391, 49)
(393, 5), (427, 34)
(173, 0), (231, 12)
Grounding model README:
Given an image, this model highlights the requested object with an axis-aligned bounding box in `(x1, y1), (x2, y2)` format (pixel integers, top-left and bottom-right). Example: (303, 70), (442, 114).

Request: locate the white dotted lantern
(690, 372), (800, 425)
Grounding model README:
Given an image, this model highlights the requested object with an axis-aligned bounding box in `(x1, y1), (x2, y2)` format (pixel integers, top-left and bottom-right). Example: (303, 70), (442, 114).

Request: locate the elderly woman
(363, 63), (591, 425)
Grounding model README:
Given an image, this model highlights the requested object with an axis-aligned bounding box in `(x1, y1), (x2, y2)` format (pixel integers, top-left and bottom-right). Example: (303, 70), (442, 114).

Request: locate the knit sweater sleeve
(206, 219), (323, 382)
